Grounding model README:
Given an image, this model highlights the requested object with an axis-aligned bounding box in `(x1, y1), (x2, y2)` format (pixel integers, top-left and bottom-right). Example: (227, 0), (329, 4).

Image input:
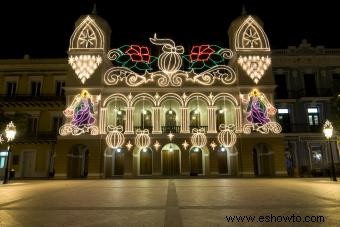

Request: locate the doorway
(189, 147), (203, 176)
(140, 148), (152, 175)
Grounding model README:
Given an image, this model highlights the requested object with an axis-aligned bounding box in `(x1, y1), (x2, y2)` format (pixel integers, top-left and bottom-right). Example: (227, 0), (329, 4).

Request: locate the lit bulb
(117, 148), (121, 153)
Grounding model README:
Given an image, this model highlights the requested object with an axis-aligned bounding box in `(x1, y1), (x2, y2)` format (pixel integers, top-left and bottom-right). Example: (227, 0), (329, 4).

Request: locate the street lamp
(323, 120), (337, 182)
(3, 121), (16, 184)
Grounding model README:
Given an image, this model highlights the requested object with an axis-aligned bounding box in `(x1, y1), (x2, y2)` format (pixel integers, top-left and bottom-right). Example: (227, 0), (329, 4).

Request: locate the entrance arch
(140, 147), (152, 175)
(189, 147), (203, 176)
(67, 144), (89, 178)
(161, 143), (180, 176)
(253, 143), (275, 176)
(103, 147), (125, 177)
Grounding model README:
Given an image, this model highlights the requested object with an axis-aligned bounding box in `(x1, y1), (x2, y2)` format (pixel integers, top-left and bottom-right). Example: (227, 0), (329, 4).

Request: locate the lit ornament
(218, 124), (236, 148)
(0, 134), (3, 144)
(237, 55), (271, 84)
(135, 129), (151, 149)
(154, 140), (161, 151)
(210, 141), (217, 150)
(191, 128), (207, 148)
(150, 33), (184, 75)
(126, 140), (133, 151)
(105, 125), (125, 149)
(182, 140), (189, 150)
(68, 55), (102, 84)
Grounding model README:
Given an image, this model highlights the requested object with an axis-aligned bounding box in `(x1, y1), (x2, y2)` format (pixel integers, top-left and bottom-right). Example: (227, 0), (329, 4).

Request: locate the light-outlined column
(152, 107), (162, 134)
(125, 107), (134, 134)
(207, 106), (217, 133)
(99, 108), (107, 134)
(180, 107), (190, 133)
(235, 107), (242, 133)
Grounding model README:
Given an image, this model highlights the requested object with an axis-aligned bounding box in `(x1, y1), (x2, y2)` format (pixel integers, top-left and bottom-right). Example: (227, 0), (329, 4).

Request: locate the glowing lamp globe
(323, 120), (333, 139)
(5, 121), (16, 142)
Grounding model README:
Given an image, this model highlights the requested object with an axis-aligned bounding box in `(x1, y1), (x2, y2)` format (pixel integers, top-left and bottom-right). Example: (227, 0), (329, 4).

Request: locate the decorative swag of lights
(104, 34), (236, 87)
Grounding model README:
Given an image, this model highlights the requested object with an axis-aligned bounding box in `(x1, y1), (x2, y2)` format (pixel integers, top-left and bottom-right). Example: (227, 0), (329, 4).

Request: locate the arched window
(190, 109), (200, 130)
(116, 109), (126, 129)
(141, 110), (152, 131)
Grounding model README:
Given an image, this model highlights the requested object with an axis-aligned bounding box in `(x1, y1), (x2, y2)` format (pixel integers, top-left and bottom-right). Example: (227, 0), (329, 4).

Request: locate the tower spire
(241, 4), (247, 15)
(91, 3), (97, 14)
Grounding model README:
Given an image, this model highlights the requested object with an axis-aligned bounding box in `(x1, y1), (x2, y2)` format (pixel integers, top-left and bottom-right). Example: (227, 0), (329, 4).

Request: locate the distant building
(272, 40), (340, 176)
(0, 11), (338, 179)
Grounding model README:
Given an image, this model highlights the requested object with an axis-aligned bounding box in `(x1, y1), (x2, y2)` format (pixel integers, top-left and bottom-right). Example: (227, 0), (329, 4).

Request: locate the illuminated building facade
(1, 11), (336, 179)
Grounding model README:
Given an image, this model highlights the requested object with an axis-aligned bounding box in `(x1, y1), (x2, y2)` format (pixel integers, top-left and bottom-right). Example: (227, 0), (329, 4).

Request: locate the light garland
(68, 55), (102, 84)
(237, 55), (271, 84)
(105, 35), (237, 87)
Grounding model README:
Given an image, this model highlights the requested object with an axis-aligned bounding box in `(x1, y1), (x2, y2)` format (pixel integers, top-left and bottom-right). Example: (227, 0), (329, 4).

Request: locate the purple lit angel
(71, 91), (95, 127)
(246, 96), (270, 124)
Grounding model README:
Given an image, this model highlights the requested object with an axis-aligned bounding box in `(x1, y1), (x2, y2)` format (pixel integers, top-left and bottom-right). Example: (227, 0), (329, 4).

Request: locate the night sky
(0, 0), (338, 59)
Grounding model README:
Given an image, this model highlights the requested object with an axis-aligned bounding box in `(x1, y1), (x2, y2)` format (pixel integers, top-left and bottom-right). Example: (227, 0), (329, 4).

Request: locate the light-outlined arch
(69, 16), (105, 50)
(212, 93), (239, 107)
(103, 94), (129, 107)
(184, 93), (212, 106)
(131, 93), (157, 106)
(235, 16), (270, 51)
(157, 93), (184, 106)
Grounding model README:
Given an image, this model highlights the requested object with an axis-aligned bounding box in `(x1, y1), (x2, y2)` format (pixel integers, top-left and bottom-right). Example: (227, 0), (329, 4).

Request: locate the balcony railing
(189, 125), (208, 132)
(134, 126), (152, 133)
(161, 126), (180, 134)
(15, 131), (57, 142)
(0, 94), (65, 102)
(281, 124), (322, 133)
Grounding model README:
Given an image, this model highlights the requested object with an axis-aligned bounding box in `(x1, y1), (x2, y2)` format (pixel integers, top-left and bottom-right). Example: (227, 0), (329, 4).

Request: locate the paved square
(0, 179), (339, 226)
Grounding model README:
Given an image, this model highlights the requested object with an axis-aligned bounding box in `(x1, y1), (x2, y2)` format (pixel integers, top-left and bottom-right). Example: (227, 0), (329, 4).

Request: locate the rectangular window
(28, 117), (38, 134)
(277, 108), (291, 132)
(307, 107), (320, 132)
(31, 81), (41, 96)
(55, 81), (65, 96)
(0, 157), (5, 168)
(278, 108), (289, 114)
(304, 74), (317, 97)
(274, 74), (288, 99)
(6, 82), (16, 97)
(52, 117), (63, 134)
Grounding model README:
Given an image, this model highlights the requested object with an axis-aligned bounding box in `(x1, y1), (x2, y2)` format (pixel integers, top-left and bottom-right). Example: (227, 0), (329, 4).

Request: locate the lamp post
(3, 121), (16, 184)
(323, 120), (337, 182)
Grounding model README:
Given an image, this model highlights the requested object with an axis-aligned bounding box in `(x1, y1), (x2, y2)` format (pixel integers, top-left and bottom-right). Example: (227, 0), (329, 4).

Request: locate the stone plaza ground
(0, 178), (339, 226)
